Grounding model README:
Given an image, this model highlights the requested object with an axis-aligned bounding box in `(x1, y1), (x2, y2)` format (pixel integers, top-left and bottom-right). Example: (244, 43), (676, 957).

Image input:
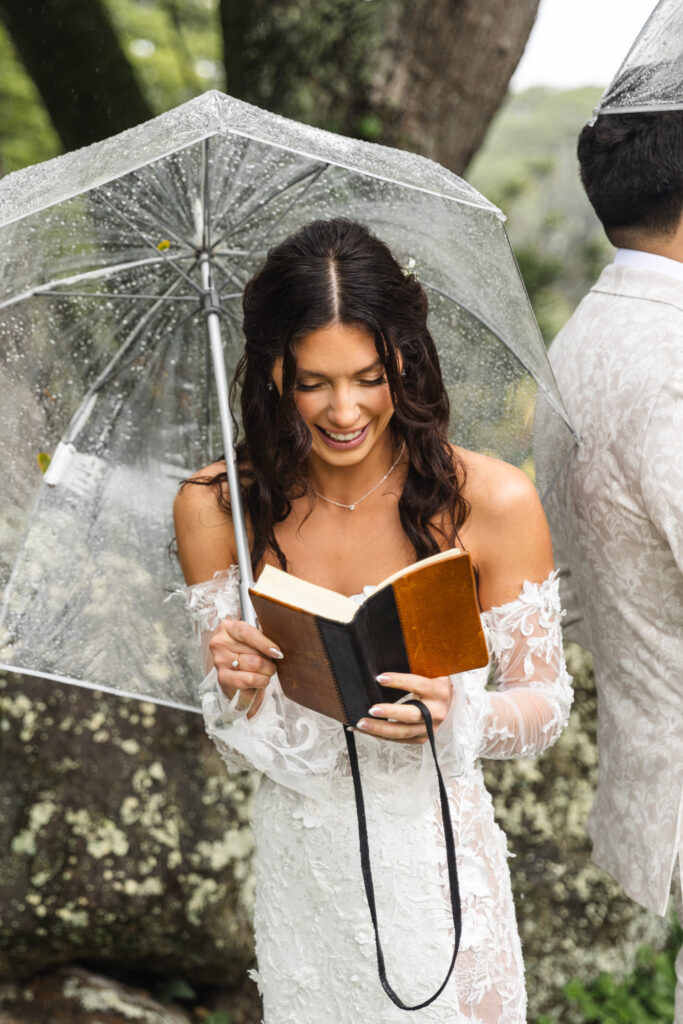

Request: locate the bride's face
(272, 322), (396, 468)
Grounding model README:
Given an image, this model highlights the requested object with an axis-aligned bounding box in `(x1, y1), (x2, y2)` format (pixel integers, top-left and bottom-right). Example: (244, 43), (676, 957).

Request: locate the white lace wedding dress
(182, 568), (572, 1024)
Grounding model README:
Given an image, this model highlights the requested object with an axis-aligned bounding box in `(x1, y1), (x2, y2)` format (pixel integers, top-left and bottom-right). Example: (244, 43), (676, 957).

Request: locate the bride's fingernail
(368, 706), (383, 717)
(269, 647), (284, 659)
(356, 720), (369, 730)
(375, 674), (391, 683)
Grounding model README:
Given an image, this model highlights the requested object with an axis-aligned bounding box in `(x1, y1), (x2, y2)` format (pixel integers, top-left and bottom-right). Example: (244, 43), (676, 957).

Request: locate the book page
(250, 565), (359, 623)
(374, 547), (462, 592)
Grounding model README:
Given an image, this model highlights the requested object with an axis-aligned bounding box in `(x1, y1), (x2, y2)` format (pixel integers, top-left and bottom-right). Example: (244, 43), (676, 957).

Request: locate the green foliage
(537, 918), (681, 1024)
(106, 0), (223, 111)
(0, 0), (390, 174)
(468, 87), (614, 343)
(223, 0), (387, 141)
(0, 23), (61, 173)
(514, 245), (569, 341)
(515, 246), (563, 293)
(0, 0), (222, 174)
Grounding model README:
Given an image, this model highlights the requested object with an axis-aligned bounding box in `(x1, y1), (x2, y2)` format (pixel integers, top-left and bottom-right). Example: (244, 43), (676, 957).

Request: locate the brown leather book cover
(392, 555), (487, 678)
(248, 594), (347, 721)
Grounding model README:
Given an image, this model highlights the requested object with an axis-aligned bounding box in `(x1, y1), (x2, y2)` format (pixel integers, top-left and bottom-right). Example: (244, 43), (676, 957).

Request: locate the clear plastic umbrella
(595, 0), (683, 116)
(0, 91), (576, 711)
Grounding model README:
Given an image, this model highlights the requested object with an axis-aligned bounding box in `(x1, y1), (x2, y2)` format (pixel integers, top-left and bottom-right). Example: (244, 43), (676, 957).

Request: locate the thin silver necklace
(312, 441), (406, 511)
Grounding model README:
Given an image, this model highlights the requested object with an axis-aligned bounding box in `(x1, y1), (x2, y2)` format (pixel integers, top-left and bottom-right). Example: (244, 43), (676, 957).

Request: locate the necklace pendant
(311, 441), (405, 513)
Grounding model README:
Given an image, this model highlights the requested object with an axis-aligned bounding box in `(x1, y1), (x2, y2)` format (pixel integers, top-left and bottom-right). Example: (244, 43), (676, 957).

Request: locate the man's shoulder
(549, 263), (683, 363)
(592, 262), (683, 310)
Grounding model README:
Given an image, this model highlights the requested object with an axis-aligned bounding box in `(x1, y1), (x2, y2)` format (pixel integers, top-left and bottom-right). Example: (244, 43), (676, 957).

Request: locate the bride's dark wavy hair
(204, 218), (468, 571)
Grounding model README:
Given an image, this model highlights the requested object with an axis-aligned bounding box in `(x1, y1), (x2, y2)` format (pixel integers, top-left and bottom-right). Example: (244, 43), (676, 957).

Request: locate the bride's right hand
(210, 618), (283, 711)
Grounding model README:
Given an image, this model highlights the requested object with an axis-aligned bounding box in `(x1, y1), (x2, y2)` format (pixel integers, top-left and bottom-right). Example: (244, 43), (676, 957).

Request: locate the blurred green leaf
(151, 975), (196, 1003)
(204, 1012), (231, 1024)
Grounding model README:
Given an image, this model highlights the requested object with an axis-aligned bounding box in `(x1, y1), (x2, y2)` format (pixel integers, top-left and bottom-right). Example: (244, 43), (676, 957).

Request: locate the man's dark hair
(577, 111), (683, 247)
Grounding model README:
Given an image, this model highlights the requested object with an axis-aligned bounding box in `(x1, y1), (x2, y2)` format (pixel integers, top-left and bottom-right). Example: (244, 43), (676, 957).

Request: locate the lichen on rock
(0, 671), (257, 985)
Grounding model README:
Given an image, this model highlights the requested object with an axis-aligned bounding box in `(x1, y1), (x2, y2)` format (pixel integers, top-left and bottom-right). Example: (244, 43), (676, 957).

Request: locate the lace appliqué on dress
(181, 566), (241, 637)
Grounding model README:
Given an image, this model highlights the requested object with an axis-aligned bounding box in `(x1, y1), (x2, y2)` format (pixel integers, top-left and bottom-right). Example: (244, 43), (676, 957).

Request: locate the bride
(173, 218), (572, 1023)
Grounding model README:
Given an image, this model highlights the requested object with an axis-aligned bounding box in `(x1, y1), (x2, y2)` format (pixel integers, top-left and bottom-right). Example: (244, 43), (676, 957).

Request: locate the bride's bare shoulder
(173, 461), (237, 583)
(173, 461), (229, 518)
(453, 445), (540, 518)
(451, 445), (553, 596)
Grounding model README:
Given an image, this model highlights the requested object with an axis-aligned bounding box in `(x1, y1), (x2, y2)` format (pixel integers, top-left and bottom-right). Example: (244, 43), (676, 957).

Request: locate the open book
(249, 548), (488, 725)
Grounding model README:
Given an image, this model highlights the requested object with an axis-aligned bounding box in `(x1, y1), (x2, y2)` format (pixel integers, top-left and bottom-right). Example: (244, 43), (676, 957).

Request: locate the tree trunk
(374, 0), (541, 174)
(219, 0), (539, 175)
(0, 0), (153, 152)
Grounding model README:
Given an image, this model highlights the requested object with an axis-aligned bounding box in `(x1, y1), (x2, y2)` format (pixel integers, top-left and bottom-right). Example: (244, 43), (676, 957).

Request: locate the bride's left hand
(355, 672), (452, 745)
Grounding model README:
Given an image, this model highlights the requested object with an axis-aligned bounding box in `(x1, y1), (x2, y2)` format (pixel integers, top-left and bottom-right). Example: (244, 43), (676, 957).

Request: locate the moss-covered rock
(0, 672), (257, 985)
(0, 965), (193, 1023)
(484, 643), (670, 1022)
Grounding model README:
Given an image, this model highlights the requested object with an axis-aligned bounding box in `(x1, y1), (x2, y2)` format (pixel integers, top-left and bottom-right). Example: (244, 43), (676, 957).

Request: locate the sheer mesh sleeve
(437, 572), (573, 766)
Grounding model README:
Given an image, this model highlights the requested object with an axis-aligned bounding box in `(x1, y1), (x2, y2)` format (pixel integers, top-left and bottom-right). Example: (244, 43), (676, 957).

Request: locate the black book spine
(362, 586), (411, 703)
(315, 617), (372, 725)
(316, 587), (411, 723)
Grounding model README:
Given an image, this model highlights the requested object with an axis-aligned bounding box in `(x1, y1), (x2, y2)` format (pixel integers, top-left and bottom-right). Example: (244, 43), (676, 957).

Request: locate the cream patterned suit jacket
(535, 260), (683, 916)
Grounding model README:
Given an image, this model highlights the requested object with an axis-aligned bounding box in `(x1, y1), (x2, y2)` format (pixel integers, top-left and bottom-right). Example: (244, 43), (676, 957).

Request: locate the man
(534, 110), (682, 1018)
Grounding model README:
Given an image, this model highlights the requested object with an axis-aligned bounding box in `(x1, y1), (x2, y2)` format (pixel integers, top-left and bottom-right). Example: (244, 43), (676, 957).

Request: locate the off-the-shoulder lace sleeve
(179, 568), (255, 773)
(183, 566), (241, 673)
(437, 572), (573, 766)
(178, 568), (347, 792)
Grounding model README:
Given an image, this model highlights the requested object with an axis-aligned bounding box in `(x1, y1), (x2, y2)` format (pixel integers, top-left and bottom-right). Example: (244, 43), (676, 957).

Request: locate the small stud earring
(266, 382), (275, 392)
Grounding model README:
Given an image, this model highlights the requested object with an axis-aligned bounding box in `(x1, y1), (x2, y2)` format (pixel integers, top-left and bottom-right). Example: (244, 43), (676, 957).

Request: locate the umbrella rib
(96, 191), (204, 296)
(36, 290), (199, 302)
(211, 161), (328, 249)
(0, 664), (201, 714)
(241, 163), (330, 264)
(198, 144), (251, 302)
(0, 255), (196, 311)
(211, 255), (249, 295)
(202, 137), (212, 253)
(214, 301), (242, 326)
(65, 275), (189, 439)
(207, 162), (330, 296)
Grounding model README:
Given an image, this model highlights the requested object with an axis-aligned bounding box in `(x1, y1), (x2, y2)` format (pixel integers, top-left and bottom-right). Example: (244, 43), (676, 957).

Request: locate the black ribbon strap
(344, 699), (462, 1011)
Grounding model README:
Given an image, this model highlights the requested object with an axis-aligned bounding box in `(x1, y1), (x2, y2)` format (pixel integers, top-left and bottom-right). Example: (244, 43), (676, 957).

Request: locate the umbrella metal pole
(199, 252), (256, 626)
